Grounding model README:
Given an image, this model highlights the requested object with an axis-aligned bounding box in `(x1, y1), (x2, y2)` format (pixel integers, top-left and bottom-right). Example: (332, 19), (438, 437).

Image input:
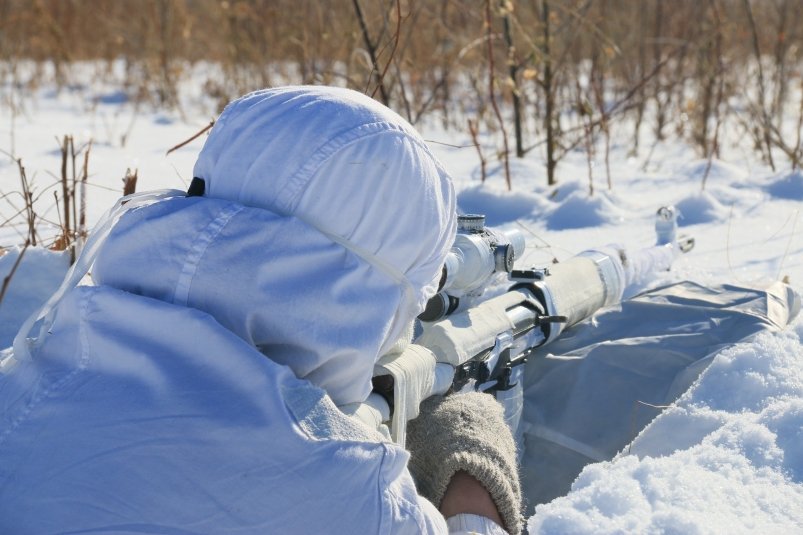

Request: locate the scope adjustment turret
(457, 214), (486, 233)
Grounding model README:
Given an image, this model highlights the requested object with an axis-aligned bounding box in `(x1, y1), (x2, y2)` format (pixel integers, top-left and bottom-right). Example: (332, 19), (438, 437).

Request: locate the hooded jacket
(0, 87), (462, 533)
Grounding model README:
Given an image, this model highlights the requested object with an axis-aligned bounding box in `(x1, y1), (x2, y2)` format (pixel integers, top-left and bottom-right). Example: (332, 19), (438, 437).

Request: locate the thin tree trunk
(502, 2), (523, 158)
(352, 0), (390, 105)
(742, 0), (776, 171)
(541, 0), (557, 185)
(485, 0), (512, 190)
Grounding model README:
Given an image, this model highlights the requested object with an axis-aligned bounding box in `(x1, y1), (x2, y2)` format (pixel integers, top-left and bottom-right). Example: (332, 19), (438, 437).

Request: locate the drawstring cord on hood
(3, 189), (186, 371)
(313, 226), (419, 317)
(188, 175), (421, 335)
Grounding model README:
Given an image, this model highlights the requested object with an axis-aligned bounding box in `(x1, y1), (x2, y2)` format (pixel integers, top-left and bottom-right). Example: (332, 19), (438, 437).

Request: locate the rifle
(343, 207), (694, 446)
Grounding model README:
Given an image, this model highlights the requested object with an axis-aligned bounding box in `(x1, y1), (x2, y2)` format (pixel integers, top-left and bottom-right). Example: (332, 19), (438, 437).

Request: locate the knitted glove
(406, 392), (523, 535)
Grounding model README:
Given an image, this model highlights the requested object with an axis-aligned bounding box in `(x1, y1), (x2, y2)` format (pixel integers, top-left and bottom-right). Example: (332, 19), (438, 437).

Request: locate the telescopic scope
(419, 214), (525, 322)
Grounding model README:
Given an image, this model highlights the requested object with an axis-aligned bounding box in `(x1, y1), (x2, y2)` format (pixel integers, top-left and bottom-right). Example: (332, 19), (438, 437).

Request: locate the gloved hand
(406, 392), (522, 534)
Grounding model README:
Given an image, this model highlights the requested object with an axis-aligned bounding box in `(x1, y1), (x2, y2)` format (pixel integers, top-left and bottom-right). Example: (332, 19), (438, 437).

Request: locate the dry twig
(166, 121), (215, 156)
(0, 241), (30, 307)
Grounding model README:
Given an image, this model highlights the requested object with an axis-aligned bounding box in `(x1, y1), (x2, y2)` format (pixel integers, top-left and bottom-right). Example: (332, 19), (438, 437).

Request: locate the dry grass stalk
(467, 118), (487, 183)
(0, 240), (30, 307)
(59, 135), (73, 259)
(122, 168), (139, 196)
(52, 135), (92, 262)
(166, 120), (215, 156)
(18, 160), (37, 247)
(77, 140), (92, 253)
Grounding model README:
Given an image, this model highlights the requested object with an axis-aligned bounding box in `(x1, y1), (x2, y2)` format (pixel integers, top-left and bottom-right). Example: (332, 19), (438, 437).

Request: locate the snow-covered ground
(1, 70), (802, 533)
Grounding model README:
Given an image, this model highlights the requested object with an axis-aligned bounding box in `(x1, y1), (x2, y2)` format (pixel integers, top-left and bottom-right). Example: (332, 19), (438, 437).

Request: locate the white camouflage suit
(0, 87), (508, 534)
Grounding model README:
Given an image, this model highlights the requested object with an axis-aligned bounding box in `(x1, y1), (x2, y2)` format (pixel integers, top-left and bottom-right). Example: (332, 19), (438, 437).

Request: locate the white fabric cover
(418, 290), (533, 366)
(521, 280), (800, 507)
(374, 344), (438, 445)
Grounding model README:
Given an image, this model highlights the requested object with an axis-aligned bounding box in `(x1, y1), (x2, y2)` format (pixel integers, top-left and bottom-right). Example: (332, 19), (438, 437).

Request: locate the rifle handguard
(417, 289), (541, 366)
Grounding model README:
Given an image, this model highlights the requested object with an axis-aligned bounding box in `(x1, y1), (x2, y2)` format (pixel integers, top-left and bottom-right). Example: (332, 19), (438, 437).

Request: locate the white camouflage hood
(92, 86), (456, 405)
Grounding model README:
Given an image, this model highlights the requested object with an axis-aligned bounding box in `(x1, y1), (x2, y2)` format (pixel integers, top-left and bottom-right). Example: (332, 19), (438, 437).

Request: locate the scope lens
(418, 292), (460, 322)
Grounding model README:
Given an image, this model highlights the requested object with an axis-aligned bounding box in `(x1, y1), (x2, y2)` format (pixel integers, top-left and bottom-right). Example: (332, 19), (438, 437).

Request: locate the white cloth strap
(373, 344), (437, 446)
(312, 224), (418, 312)
(11, 190), (185, 363)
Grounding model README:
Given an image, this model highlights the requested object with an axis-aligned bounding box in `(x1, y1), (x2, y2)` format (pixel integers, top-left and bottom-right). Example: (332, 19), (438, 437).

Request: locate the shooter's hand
(406, 392), (522, 534)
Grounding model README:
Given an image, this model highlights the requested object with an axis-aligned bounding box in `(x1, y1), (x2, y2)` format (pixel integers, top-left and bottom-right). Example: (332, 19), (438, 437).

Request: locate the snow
(528, 325), (803, 534)
(673, 190), (731, 225)
(545, 190), (626, 230)
(0, 247), (68, 348)
(767, 170), (803, 200)
(2, 68), (803, 532)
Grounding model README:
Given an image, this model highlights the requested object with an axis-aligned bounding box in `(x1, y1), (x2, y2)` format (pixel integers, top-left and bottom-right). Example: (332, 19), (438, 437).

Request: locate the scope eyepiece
(418, 292), (460, 322)
(440, 215), (525, 298)
(420, 214), (527, 321)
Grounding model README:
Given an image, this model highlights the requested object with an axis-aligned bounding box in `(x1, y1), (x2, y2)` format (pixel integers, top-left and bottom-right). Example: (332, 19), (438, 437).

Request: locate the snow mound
(95, 90), (129, 105)
(0, 247), (69, 348)
(154, 113), (177, 126)
(678, 158), (749, 184)
(674, 190), (730, 225)
(546, 180), (587, 203)
(545, 191), (624, 230)
(528, 322), (803, 534)
(766, 170), (803, 200)
(457, 184), (550, 227)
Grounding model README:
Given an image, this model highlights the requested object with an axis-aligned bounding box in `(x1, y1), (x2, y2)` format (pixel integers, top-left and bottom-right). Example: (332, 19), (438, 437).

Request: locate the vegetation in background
(2, 0), (803, 191)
